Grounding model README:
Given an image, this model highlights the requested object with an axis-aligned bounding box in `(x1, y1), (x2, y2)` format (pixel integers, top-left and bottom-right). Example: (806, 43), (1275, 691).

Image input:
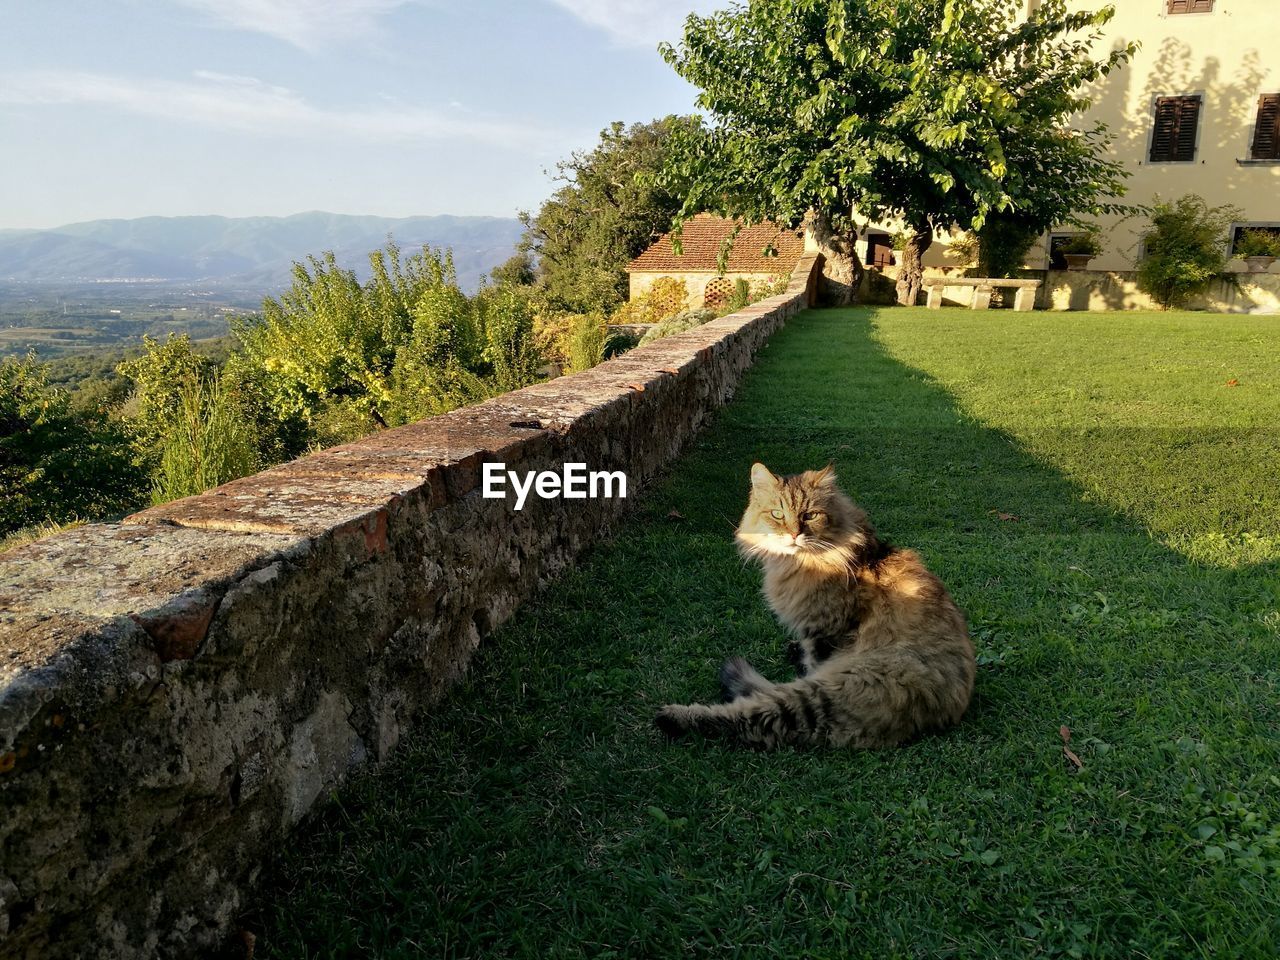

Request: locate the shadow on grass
(257, 308), (1280, 960)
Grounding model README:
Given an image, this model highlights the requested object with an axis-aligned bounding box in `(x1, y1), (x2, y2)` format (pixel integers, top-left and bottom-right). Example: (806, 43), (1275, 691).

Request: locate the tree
(660, 0), (1135, 305)
(234, 242), (542, 446)
(1, 355), (144, 536)
(234, 243), (459, 440)
(520, 116), (698, 314)
(116, 334), (218, 450)
(489, 252), (537, 288)
(1136, 195), (1241, 310)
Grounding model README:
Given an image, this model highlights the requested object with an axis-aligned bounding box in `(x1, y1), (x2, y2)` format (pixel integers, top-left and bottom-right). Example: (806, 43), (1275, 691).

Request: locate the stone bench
(923, 277), (1040, 312)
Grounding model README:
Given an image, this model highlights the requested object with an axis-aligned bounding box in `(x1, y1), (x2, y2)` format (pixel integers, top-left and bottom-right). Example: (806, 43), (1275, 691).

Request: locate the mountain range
(0, 212), (525, 291)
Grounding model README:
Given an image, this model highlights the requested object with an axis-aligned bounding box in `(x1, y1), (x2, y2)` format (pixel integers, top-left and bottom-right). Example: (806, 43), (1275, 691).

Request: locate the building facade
(873, 0), (1280, 276)
(1047, 0), (1280, 271)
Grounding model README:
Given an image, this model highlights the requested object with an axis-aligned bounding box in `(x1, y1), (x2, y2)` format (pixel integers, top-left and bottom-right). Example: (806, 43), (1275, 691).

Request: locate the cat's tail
(655, 650), (971, 750)
(655, 677), (839, 750)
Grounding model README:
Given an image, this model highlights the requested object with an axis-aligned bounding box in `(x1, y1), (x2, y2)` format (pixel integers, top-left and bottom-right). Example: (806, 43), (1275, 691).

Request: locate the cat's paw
(786, 641), (809, 675)
(654, 705), (689, 739)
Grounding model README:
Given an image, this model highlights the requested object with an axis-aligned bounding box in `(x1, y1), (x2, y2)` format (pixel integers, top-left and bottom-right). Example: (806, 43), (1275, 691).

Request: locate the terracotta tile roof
(626, 214), (805, 274)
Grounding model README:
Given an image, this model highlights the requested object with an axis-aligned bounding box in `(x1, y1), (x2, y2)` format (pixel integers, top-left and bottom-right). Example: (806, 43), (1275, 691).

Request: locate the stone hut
(626, 214), (806, 310)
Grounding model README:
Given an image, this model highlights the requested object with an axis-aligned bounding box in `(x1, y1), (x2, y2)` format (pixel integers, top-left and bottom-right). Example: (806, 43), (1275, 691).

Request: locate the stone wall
(0, 254), (823, 960)
(1038, 267), (1280, 313)
(882, 263), (1280, 313)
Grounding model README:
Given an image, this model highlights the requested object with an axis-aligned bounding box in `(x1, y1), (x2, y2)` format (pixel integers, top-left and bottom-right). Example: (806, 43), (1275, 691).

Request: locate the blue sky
(0, 0), (722, 229)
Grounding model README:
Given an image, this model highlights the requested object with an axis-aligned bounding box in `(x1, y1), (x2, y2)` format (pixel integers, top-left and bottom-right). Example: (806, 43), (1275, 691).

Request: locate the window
(1149, 96), (1202, 162)
(1048, 234), (1095, 270)
(703, 277), (732, 308)
(1231, 224), (1280, 255)
(1250, 95), (1280, 160)
(1167, 0), (1214, 13)
(864, 233), (896, 268)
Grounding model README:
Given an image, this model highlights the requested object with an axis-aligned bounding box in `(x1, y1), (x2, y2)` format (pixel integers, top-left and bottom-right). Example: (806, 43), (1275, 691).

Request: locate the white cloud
(546, 0), (723, 48)
(173, 0), (420, 51)
(0, 69), (556, 150)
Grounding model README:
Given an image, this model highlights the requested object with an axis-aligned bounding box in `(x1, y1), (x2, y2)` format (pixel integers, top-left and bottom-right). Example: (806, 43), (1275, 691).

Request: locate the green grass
(259, 307), (1280, 959)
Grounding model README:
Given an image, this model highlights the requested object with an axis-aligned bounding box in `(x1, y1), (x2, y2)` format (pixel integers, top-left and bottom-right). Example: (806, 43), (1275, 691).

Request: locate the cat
(654, 462), (975, 750)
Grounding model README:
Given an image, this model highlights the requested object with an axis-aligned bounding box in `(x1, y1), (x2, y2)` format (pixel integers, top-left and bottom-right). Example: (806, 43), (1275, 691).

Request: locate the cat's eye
(770, 509), (785, 521)
(802, 511), (822, 522)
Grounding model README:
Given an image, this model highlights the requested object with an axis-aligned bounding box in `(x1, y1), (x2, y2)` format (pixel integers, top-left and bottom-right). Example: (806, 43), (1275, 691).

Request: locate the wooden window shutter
(1167, 0), (1215, 12)
(1252, 95), (1280, 160)
(1150, 96), (1201, 162)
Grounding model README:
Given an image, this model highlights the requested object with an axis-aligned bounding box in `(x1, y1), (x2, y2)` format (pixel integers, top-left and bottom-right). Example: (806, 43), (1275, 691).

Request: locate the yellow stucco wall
(1043, 265), (1280, 311)
(1063, 0), (1280, 270)
(628, 271), (790, 309)
(849, 1), (1280, 275)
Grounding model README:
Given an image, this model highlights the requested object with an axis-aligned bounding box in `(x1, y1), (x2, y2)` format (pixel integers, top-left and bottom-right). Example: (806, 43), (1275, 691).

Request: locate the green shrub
(1, 354), (145, 536)
(975, 216), (1041, 278)
(151, 372), (258, 504)
(1057, 229), (1103, 257)
(611, 277), (690, 326)
(603, 330), (640, 359)
(476, 285), (543, 393)
(234, 243), (543, 440)
(566, 314), (607, 373)
(116, 335), (218, 449)
(948, 232), (979, 267)
(724, 277), (752, 313)
(638, 308), (717, 345)
(530, 310), (609, 372)
(1137, 195), (1242, 309)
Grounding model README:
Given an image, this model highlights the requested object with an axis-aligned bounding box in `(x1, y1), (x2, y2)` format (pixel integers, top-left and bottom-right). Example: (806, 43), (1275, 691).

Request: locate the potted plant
(1232, 228), (1280, 272)
(1058, 230), (1103, 270)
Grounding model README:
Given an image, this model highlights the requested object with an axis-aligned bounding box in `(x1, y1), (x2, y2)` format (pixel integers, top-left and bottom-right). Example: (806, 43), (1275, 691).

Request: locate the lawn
(259, 307), (1280, 959)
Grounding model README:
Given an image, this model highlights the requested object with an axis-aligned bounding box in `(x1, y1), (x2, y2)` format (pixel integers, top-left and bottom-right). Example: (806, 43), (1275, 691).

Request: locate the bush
(603, 330), (640, 359)
(976, 216), (1041, 278)
(611, 277), (689, 326)
(753, 276), (789, 299)
(724, 277), (752, 313)
(1058, 229), (1103, 257)
(1, 354), (145, 536)
(1233, 229), (1280, 259)
(638, 308), (717, 345)
(234, 243), (543, 441)
(117, 335), (219, 450)
(535, 311), (611, 373)
(531, 311), (577, 367)
(476, 286), (542, 393)
(1137, 195), (1242, 309)
(949, 232), (979, 267)
(566, 314), (607, 373)
(151, 372), (258, 504)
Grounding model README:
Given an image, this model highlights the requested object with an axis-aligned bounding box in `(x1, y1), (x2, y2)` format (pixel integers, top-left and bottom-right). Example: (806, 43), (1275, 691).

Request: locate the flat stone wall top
(0, 253), (822, 960)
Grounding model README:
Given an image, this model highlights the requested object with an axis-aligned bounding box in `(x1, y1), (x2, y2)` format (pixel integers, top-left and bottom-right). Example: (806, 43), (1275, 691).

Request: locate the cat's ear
(750, 462), (779, 491)
(811, 462), (838, 488)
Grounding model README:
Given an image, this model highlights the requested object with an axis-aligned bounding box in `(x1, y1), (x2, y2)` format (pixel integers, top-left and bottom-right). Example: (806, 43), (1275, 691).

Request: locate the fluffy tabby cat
(654, 463), (975, 750)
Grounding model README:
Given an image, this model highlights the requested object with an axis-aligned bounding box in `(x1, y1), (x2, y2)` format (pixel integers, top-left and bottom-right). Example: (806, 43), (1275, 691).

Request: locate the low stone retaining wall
(1038, 268), (1280, 313)
(0, 254), (822, 959)
(885, 265), (1280, 313)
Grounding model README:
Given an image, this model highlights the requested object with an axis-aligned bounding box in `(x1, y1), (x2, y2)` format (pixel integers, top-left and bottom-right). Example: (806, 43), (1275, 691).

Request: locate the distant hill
(0, 212), (524, 291)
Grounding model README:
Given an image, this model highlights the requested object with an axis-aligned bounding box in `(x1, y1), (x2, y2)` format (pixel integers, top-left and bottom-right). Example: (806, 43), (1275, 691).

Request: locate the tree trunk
(805, 212), (864, 306)
(895, 226), (934, 307)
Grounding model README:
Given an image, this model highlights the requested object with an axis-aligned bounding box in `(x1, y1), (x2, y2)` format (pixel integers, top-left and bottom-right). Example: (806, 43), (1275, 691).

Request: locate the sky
(0, 0), (723, 229)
